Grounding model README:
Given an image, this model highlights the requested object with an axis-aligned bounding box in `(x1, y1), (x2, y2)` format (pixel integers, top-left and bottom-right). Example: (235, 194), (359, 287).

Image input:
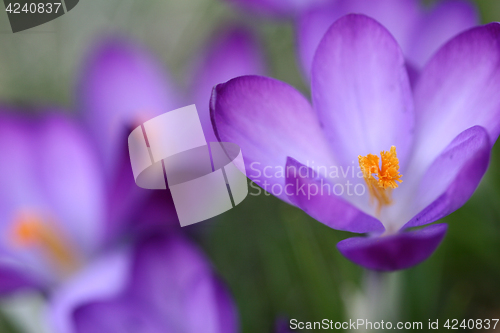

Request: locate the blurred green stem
(346, 271), (401, 332)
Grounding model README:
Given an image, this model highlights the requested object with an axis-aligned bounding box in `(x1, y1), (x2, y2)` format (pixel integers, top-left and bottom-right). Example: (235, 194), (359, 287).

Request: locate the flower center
(11, 211), (81, 276)
(358, 146), (403, 216)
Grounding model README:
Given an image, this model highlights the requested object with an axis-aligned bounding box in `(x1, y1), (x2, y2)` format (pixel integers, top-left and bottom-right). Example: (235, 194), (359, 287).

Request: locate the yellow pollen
(12, 212), (80, 276)
(358, 146), (402, 216)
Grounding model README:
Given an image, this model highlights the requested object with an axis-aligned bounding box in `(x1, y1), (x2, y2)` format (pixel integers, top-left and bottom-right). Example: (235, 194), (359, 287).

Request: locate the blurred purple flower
(0, 24), (259, 330)
(297, 0), (478, 78)
(0, 112), (106, 293)
(0, 113), (239, 332)
(224, 0), (332, 18)
(78, 26), (266, 237)
(50, 233), (237, 333)
(79, 26), (265, 160)
(211, 15), (500, 271)
(226, 0), (478, 77)
(77, 37), (178, 240)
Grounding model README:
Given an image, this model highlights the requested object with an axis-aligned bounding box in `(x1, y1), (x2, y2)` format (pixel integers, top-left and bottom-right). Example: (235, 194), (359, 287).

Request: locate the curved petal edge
(337, 223), (448, 271)
(285, 157), (384, 234)
(405, 126), (490, 228)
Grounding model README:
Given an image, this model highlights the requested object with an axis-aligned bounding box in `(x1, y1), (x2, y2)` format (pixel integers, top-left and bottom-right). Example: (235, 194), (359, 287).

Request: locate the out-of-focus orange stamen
(12, 212), (80, 275)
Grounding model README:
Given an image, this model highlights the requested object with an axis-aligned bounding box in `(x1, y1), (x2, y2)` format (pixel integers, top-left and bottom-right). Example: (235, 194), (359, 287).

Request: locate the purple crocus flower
(0, 112), (106, 293)
(0, 112), (239, 332)
(210, 14), (500, 271)
(49, 233), (237, 333)
(78, 26), (265, 236)
(297, 0), (478, 78)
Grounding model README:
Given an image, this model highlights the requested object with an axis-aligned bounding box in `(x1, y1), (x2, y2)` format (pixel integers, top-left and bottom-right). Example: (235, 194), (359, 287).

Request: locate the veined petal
(210, 75), (334, 202)
(311, 14), (414, 171)
(406, 0), (479, 69)
(285, 158), (384, 233)
(403, 126), (490, 229)
(337, 0), (419, 54)
(78, 37), (179, 173)
(190, 26), (266, 143)
(337, 223), (447, 271)
(295, 2), (340, 79)
(412, 23), (500, 175)
(296, 0), (419, 78)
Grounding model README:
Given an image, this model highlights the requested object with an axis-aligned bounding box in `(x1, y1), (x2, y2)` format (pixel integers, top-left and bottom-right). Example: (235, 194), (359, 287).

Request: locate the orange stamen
(358, 146), (402, 216)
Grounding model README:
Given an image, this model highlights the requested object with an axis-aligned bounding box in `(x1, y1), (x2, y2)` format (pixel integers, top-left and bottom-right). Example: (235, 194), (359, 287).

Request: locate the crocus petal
(0, 115), (54, 286)
(78, 37), (179, 173)
(211, 75), (334, 202)
(337, 0), (419, 53)
(295, 2), (340, 79)
(0, 113), (105, 285)
(184, 274), (238, 333)
(225, 0), (331, 17)
(49, 250), (132, 333)
(406, 0), (478, 69)
(37, 115), (105, 254)
(126, 191), (179, 236)
(78, 38), (180, 242)
(128, 235), (238, 333)
(311, 14), (414, 170)
(403, 126), (490, 229)
(190, 26), (266, 143)
(337, 223), (447, 271)
(296, 0), (419, 78)
(412, 23), (500, 174)
(0, 114), (38, 227)
(73, 298), (166, 333)
(285, 157), (384, 233)
(405, 62), (420, 89)
(68, 235), (237, 333)
(104, 141), (156, 243)
(0, 265), (41, 295)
